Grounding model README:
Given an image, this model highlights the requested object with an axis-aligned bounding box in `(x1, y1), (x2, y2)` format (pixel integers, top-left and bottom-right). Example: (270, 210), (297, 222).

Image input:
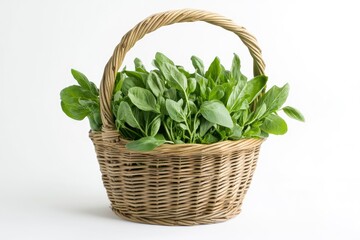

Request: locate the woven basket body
(91, 9), (266, 226)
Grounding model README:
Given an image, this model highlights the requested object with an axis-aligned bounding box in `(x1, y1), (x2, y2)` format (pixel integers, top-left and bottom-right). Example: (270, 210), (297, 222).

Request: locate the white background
(1, 0), (359, 239)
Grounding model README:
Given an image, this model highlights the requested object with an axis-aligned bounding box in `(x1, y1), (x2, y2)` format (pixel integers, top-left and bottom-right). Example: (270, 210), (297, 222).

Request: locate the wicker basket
(90, 9), (266, 226)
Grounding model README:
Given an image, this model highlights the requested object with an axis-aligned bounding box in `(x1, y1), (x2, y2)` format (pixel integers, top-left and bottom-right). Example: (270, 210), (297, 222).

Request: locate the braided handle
(100, 9), (265, 131)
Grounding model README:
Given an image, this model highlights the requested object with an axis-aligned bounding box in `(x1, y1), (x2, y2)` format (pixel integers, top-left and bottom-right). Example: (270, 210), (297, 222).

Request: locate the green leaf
(158, 96), (167, 114)
(243, 125), (261, 138)
(134, 58), (147, 73)
(124, 70), (148, 86)
(178, 123), (188, 130)
(164, 88), (177, 101)
(149, 116), (161, 136)
(121, 77), (145, 95)
(200, 100), (233, 128)
(128, 87), (159, 112)
(195, 73), (208, 100)
(229, 124), (243, 140)
(71, 69), (98, 96)
(177, 66), (191, 78)
(125, 135), (166, 152)
(114, 72), (126, 93)
(60, 85), (97, 121)
(261, 114), (288, 135)
(191, 55), (204, 75)
(260, 83), (290, 114)
(165, 99), (185, 123)
(188, 78), (197, 93)
(117, 101), (142, 130)
(60, 85), (97, 105)
(158, 62), (187, 92)
(147, 71), (165, 97)
(244, 75), (268, 103)
(174, 139), (185, 144)
(205, 57), (222, 82)
(193, 118), (200, 133)
(113, 91), (122, 102)
(226, 79), (247, 112)
(230, 53), (246, 83)
(260, 131), (269, 138)
(154, 52), (175, 67)
(202, 133), (218, 144)
(188, 100), (198, 114)
(209, 85), (225, 101)
(247, 103), (267, 124)
(282, 106), (305, 122)
(88, 109), (102, 131)
(61, 101), (89, 120)
(199, 118), (213, 137)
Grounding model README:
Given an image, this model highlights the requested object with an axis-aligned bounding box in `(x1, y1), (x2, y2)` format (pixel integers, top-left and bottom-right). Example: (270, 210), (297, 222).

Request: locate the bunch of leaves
(60, 69), (101, 131)
(60, 52), (304, 151)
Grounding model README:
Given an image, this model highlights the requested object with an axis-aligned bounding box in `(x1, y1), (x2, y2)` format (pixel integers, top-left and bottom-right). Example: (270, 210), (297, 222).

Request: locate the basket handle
(100, 9), (266, 131)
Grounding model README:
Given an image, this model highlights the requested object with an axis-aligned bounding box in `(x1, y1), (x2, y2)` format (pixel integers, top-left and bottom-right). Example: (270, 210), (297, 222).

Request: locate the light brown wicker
(90, 9), (266, 226)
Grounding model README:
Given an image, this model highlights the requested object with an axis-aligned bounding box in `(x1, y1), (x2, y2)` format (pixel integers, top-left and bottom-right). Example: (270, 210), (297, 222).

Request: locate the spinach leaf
(209, 85), (225, 101)
(125, 134), (166, 152)
(261, 114), (288, 135)
(117, 101), (143, 130)
(147, 71), (165, 97)
(200, 100), (233, 128)
(191, 55), (205, 75)
(165, 99), (185, 123)
(244, 75), (268, 103)
(134, 58), (148, 73)
(71, 69), (98, 96)
(226, 79), (247, 113)
(88, 109), (102, 131)
(128, 87), (160, 113)
(198, 118), (212, 137)
(114, 72), (126, 93)
(229, 124), (243, 140)
(149, 116), (161, 136)
(121, 77), (145, 95)
(158, 62), (187, 92)
(282, 106), (305, 122)
(187, 78), (197, 94)
(61, 101), (89, 120)
(205, 57), (222, 82)
(259, 83), (289, 114)
(202, 133), (218, 144)
(154, 52), (175, 67)
(230, 53), (246, 83)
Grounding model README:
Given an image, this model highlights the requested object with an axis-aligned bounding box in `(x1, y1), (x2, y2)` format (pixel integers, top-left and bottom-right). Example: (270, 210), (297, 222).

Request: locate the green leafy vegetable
(126, 135), (166, 152)
(117, 101), (142, 130)
(200, 101), (233, 128)
(166, 99), (186, 123)
(261, 114), (288, 135)
(128, 87), (160, 113)
(61, 53), (304, 151)
(191, 55), (205, 75)
(71, 69), (98, 96)
(260, 83), (290, 114)
(282, 106), (305, 122)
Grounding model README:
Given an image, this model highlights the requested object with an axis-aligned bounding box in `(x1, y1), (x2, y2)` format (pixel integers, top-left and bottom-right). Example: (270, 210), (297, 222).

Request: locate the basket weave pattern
(90, 9), (266, 226)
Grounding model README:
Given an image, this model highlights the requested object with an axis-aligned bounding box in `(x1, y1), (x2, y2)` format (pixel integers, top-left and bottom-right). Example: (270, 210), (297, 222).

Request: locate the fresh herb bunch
(60, 52), (304, 151)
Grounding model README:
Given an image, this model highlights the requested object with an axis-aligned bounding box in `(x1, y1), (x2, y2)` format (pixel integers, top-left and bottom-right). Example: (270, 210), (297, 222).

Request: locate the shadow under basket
(90, 9), (268, 226)
(90, 131), (264, 226)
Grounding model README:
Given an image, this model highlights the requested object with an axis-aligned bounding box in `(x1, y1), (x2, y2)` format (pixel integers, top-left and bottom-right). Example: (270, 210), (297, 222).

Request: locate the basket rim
(89, 130), (265, 154)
